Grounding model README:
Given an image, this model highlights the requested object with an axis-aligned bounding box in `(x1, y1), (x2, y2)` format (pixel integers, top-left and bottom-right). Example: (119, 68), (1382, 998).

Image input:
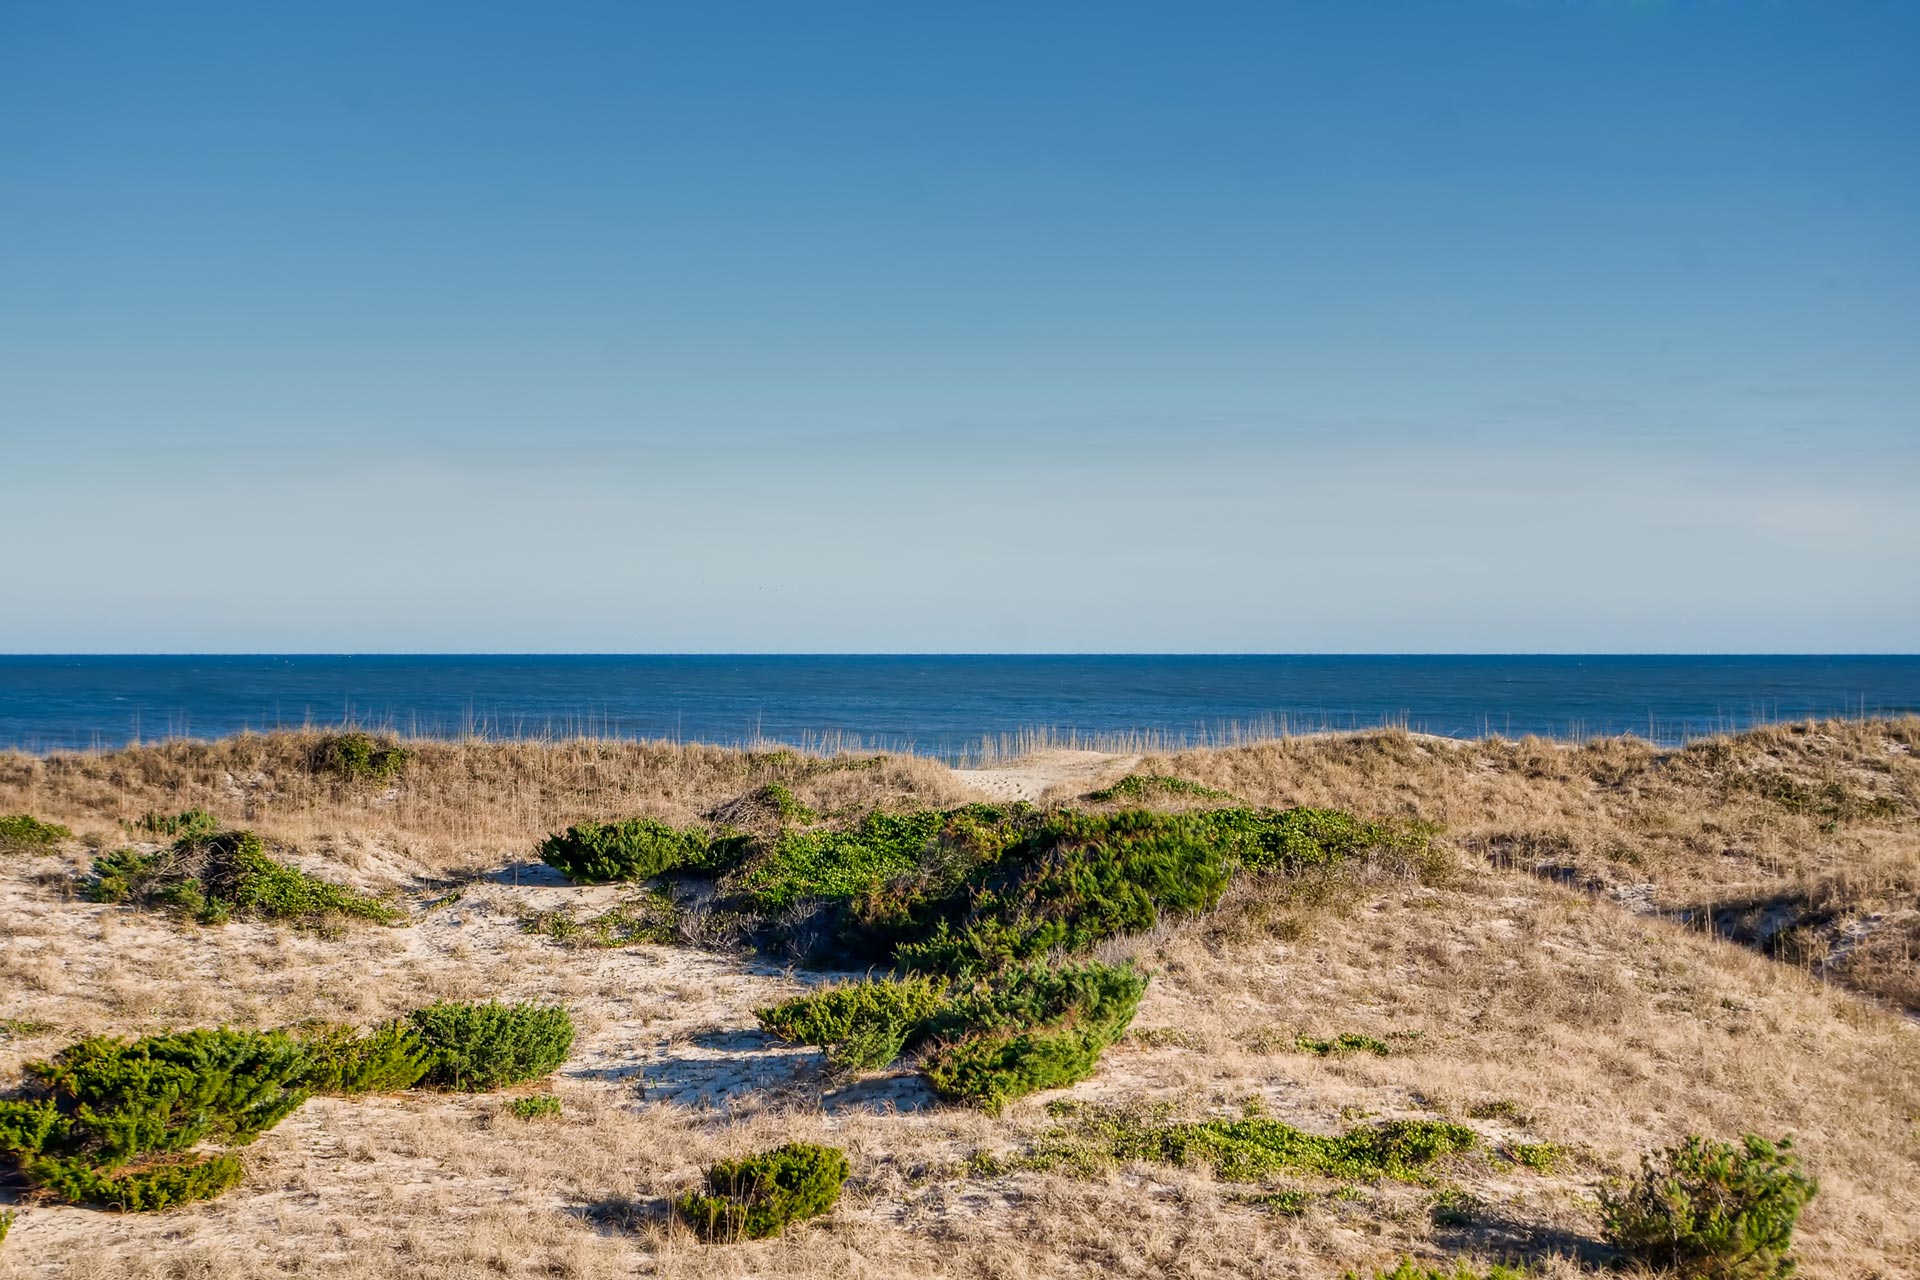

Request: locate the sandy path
(947, 749), (1139, 803)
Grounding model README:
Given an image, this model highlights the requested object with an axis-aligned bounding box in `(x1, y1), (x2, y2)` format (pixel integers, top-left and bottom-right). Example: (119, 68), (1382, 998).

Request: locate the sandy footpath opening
(947, 749), (1139, 802)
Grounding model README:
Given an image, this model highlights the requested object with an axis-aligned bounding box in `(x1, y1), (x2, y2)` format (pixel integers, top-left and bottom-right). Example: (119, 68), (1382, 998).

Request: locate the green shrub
(0, 1207), (12, 1244)
(923, 1023), (1111, 1114)
(205, 833), (399, 925)
(1237, 806), (1434, 874)
(693, 800), (1426, 976)
(0, 1028), (311, 1211)
(756, 974), (949, 1074)
(0, 1009), (581, 1212)
(920, 962), (1147, 1112)
(733, 808), (958, 911)
(1086, 774), (1233, 802)
(80, 830), (399, 928)
(878, 805), (1430, 977)
(78, 847), (162, 904)
(507, 1094), (563, 1120)
(674, 1142), (849, 1241)
(0, 814), (71, 853)
(1344, 1261), (1530, 1280)
(824, 1015), (919, 1077)
(537, 819), (709, 883)
(891, 810), (1238, 975)
(316, 732), (409, 782)
(926, 960), (1139, 1041)
(25, 1151), (246, 1211)
(29, 1030), (309, 1152)
(406, 1001), (574, 1092)
(1600, 1135), (1816, 1279)
(294, 1020), (433, 1095)
(128, 809), (220, 841)
(0, 1099), (57, 1156)
(756, 963), (1151, 1105)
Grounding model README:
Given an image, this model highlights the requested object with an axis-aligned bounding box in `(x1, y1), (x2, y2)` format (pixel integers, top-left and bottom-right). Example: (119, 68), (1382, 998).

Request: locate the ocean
(1, 654), (1915, 758)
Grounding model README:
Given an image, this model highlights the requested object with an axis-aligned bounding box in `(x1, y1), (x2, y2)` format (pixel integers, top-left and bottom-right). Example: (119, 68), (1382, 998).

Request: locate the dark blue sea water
(2, 655), (1916, 758)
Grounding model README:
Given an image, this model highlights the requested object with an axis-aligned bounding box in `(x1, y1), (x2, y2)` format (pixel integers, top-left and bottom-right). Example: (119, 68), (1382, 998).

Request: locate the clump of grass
(1297, 1032), (1392, 1057)
(674, 1142), (849, 1241)
(1430, 1188), (1483, 1226)
(1729, 771), (1902, 822)
(978, 1101), (1478, 1185)
(1086, 773), (1234, 802)
(919, 962), (1147, 1112)
(81, 830), (400, 928)
(0, 1028), (312, 1211)
(756, 974), (950, 1074)
(126, 808), (220, 841)
(0, 1207), (12, 1245)
(1233, 1187), (1312, 1214)
(1128, 1026), (1208, 1050)
(1600, 1134), (1816, 1280)
(0, 814), (71, 854)
(536, 818), (710, 884)
(1464, 1099), (1532, 1126)
(315, 732), (409, 783)
(0, 1019), (56, 1039)
(520, 890), (679, 947)
(506, 1094), (562, 1120)
(406, 1001), (574, 1092)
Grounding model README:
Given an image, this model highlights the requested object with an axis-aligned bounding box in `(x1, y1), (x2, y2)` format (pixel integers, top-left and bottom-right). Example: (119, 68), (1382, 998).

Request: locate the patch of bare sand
(946, 734), (1477, 806)
(948, 749), (1140, 803)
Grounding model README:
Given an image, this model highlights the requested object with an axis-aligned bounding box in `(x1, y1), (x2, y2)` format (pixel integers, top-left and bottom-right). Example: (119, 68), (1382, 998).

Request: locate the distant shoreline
(3, 653), (1915, 758)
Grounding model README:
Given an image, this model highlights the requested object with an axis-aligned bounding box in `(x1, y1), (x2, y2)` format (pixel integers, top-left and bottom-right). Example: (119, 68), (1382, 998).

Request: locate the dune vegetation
(0, 718), (1913, 1277)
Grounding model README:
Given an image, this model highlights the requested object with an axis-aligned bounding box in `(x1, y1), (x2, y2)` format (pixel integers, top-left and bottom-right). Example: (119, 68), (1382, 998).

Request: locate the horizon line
(2, 652), (1918, 661)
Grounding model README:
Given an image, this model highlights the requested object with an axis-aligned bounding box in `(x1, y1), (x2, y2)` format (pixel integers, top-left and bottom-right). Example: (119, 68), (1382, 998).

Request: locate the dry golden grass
(1132, 716), (1920, 1012)
(0, 733), (968, 876)
(0, 721), (1915, 1279)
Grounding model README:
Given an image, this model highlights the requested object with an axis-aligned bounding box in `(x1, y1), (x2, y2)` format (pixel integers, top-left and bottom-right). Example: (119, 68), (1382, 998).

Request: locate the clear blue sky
(2, 2), (1914, 653)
